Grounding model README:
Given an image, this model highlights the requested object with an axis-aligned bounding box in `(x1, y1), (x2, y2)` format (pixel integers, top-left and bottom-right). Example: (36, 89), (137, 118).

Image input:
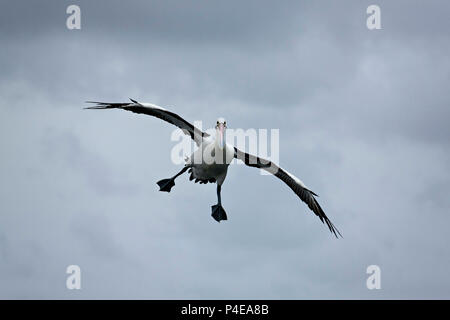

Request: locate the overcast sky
(1, 0), (449, 299)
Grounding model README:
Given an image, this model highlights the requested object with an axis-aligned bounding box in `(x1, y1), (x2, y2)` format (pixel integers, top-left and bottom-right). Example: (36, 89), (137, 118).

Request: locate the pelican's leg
(211, 184), (227, 222)
(157, 166), (189, 193)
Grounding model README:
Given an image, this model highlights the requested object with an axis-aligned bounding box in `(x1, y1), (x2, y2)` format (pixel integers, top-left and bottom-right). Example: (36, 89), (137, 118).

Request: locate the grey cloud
(41, 128), (139, 196)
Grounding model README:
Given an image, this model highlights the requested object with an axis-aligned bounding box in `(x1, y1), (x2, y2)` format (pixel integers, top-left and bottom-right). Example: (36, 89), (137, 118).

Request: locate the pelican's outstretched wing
(85, 99), (209, 145)
(234, 147), (342, 238)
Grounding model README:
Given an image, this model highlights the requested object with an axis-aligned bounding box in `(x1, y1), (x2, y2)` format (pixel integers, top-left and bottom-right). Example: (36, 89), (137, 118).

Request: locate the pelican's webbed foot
(157, 178), (175, 192)
(211, 204), (227, 222)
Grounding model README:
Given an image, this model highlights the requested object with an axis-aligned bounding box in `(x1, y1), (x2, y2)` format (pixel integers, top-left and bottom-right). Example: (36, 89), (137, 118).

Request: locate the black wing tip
(83, 100), (134, 110)
(129, 98), (138, 103)
(311, 195), (343, 238)
(84, 101), (109, 108)
(319, 211), (342, 238)
(326, 219), (343, 238)
(85, 101), (115, 105)
(323, 213), (343, 238)
(83, 104), (113, 110)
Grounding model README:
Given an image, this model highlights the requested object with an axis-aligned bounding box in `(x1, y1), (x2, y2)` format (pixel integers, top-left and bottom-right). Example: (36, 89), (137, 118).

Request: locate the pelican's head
(215, 117), (227, 149)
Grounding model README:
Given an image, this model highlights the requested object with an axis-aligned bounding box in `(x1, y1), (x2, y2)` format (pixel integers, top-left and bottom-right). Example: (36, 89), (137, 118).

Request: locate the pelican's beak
(218, 123), (225, 148)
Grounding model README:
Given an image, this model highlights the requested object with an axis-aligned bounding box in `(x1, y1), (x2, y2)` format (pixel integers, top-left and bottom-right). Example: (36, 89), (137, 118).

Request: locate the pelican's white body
(186, 137), (235, 185)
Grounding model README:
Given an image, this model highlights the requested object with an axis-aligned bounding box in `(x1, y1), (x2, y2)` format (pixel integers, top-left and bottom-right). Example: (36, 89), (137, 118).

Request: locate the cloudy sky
(1, 0), (449, 299)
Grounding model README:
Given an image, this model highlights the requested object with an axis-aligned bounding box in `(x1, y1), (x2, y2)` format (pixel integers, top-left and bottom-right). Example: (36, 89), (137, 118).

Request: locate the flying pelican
(85, 99), (342, 237)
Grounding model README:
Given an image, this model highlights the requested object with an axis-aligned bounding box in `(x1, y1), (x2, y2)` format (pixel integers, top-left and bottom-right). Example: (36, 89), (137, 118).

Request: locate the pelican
(85, 99), (342, 237)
